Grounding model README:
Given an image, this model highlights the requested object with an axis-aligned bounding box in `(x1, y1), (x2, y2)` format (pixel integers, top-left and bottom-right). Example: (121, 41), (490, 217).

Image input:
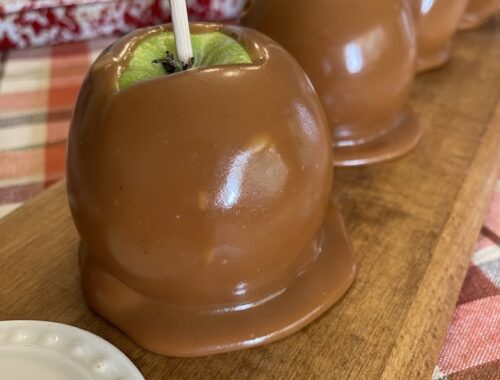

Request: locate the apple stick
(169, 0), (194, 68)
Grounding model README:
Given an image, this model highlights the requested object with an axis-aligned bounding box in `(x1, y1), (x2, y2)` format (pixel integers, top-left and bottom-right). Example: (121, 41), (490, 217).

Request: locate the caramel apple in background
(242, 0), (421, 166)
(67, 23), (357, 357)
(459, 0), (500, 30)
(410, 0), (469, 72)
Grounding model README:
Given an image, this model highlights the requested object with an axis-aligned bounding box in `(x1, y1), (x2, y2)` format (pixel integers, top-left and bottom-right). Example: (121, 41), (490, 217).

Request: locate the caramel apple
(67, 23), (356, 357)
(459, 0), (499, 30)
(411, 0), (469, 72)
(242, 0), (421, 166)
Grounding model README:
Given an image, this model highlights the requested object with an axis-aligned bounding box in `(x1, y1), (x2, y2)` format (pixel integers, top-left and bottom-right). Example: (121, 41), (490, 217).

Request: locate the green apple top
(119, 32), (253, 90)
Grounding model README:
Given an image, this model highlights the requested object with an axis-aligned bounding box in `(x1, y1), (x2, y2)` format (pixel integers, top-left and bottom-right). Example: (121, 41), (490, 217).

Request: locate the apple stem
(169, 0), (194, 69)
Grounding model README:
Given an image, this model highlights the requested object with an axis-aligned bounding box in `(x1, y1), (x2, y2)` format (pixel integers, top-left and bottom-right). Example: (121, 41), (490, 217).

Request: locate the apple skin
(119, 31), (252, 89)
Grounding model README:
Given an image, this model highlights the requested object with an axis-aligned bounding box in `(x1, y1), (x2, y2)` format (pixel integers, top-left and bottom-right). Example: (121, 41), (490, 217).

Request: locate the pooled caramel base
(80, 202), (356, 357)
(333, 108), (421, 167)
(459, 17), (489, 30)
(458, 13), (495, 30)
(413, 0), (468, 74)
(416, 42), (452, 74)
(458, 0), (499, 30)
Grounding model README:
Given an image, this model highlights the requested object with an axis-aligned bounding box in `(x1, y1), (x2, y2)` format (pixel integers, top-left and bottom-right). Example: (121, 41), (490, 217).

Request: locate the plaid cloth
(0, 39), (499, 379)
(432, 182), (500, 380)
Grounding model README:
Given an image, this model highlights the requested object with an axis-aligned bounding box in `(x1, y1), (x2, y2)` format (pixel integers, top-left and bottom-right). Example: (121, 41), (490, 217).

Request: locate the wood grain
(1, 17), (499, 380)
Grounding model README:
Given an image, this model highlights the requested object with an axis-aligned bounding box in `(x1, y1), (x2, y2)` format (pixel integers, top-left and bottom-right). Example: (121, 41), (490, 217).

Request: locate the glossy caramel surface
(67, 23), (356, 356)
(459, 0), (499, 30)
(243, 0), (419, 165)
(411, 0), (469, 72)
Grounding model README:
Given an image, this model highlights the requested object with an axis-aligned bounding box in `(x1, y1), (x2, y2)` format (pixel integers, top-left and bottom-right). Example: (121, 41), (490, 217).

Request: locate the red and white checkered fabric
(0, 0), (245, 50)
(432, 179), (500, 380)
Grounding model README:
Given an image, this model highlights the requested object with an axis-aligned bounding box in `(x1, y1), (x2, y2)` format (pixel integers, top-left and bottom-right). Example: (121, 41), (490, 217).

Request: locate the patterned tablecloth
(0, 39), (498, 379)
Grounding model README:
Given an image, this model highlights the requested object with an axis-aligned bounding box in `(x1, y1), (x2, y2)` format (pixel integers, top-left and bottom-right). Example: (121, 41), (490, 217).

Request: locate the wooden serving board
(1, 19), (500, 380)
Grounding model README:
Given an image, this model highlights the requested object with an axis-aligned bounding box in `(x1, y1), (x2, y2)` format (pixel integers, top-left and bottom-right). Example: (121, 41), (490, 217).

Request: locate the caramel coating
(459, 0), (499, 30)
(410, 0), (468, 72)
(242, 0), (421, 166)
(67, 23), (356, 357)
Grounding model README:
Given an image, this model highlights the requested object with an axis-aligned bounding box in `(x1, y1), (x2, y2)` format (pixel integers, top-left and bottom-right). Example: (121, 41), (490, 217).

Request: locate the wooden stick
(169, 0), (194, 67)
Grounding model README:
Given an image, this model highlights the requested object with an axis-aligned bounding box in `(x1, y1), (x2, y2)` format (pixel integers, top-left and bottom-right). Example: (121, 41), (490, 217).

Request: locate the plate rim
(0, 320), (144, 380)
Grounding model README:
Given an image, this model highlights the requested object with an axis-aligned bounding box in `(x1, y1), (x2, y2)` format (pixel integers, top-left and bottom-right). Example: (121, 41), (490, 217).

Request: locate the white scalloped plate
(0, 321), (144, 380)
